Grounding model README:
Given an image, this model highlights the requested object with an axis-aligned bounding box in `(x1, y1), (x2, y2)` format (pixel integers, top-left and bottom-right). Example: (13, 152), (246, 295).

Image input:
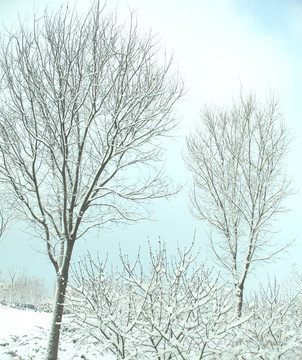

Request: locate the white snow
(0, 305), (51, 338)
(0, 305), (115, 359)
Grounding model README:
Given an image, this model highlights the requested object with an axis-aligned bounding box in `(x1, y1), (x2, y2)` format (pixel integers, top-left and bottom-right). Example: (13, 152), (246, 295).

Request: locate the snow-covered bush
(231, 279), (302, 359)
(69, 253), (133, 359)
(69, 240), (244, 359)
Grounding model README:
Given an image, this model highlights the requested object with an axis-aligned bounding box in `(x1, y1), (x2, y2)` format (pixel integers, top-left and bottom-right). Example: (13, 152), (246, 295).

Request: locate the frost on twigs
(69, 239), (244, 359)
(234, 279), (302, 359)
(68, 242), (302, 359)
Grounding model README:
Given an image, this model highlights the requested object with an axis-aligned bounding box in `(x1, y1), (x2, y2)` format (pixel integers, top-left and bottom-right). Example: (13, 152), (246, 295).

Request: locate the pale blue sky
(0, 0), (301, 295)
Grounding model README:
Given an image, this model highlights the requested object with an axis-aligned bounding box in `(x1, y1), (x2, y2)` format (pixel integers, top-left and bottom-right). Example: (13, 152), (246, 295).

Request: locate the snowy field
(0, 305), (115, 359)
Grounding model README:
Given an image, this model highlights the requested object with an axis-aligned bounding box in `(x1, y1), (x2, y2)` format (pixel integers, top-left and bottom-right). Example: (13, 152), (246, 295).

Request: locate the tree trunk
(45, 270), (69, 360)
(235, 285), (243, 318)
(44, 238), (75, 360)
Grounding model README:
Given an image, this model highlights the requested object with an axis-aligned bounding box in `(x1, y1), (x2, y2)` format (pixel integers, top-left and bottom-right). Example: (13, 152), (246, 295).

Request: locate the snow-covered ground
(0, 305), (50, 338)
(0, 305), (115, 359)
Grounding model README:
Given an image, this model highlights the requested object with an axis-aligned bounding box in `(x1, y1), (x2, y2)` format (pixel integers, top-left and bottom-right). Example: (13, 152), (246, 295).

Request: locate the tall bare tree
(185, 94), (291, 317)
(0, 2), (183, 359)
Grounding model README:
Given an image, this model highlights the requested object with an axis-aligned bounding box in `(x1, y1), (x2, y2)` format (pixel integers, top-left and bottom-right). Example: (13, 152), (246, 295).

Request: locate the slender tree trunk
(235, 284), (244, 318)
(45, 242), (74, 360)
(45, 271), (68, 360)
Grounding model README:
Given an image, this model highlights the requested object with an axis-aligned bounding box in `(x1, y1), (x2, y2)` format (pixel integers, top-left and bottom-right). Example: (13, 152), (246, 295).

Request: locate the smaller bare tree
(7, 266), (18, 305)
(283, 264), (302, 296)
(4, 267), (46, 308)
(185, 94), (292, 317)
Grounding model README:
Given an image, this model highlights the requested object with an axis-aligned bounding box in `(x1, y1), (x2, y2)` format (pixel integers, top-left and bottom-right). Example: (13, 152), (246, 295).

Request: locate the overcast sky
(0, 0), (302, 295)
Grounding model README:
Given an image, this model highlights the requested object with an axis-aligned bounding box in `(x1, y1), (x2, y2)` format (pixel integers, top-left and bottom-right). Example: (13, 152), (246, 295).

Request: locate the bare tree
(6, 269), (46, 308)
(14, 272), (46, 309)
(283, 264), (302, 296)
(0, 2), (183, 359)
(7, 266), (18, 305)
(185, 94), (291, 317)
